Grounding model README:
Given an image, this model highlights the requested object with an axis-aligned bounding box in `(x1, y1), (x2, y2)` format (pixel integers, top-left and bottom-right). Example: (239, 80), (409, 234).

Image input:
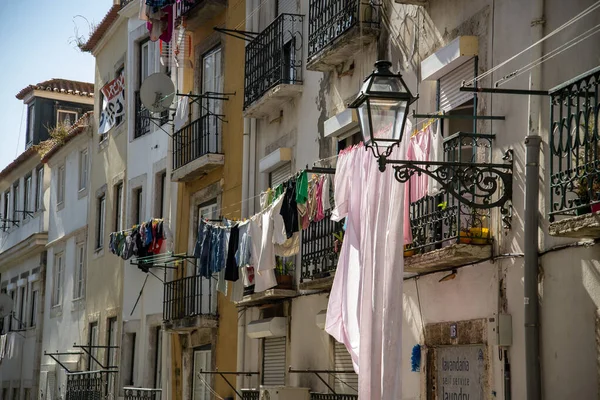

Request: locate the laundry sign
(436, 345), (485, 400)
(98, 72), (125, 134)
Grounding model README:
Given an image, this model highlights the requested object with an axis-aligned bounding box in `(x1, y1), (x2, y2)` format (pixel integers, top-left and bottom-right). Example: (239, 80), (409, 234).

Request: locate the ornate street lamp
(349, 60), (417, 171)
(348, 60), (514, 219)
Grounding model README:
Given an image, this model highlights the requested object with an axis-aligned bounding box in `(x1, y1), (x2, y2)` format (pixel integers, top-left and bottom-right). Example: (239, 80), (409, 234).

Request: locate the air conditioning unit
(259, 386), (310, 400)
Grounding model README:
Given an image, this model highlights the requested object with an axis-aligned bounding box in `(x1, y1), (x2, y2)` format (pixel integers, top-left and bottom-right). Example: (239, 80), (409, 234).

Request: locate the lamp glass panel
(370, 75), (406, 93)
(368, 98), (407, 144)
(357, 102), (372, 144)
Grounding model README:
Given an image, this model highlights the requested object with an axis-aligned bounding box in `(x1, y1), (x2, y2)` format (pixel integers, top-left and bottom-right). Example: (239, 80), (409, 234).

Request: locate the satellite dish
(0, 293), (14, 318)
(140, 73), (176, 113)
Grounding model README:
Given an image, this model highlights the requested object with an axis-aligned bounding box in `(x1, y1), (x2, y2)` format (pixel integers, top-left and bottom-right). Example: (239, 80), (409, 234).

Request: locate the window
(88, 322), (99, 370)
(124, 332), (137, 386)
(115, 66), (125, 127)
(192, 346), (212, 400)
(52, 253), (63, 307)
(154, 327), (163, 388)
(115, 183), (123, 231)
(333, 340), (358, 393)
(79, 149), (88, 191)
(3, 191), (10, 229)
(201, 47), (223, 140)
(99, 91), (108, 143)
(74, 243), (86, 299)
(24, 175), (32, 216)
(134, 188), (143, 223)
(57, 110), (78, 128)
(30, 289), (38, 327)
(26, 104), (35, 147)
(107, 318), (118, 394)
(157, 172), (167, 219)
(262, 337), (286, 386)
(97, 195), (106, 249)
(35, 167), (44, 211)
(140, 39), (152, 84)
(8, 291), (15, 331)
(57, 165), (66, 205)
(18, 286), (25, 328)
(13, 182), (20, 221)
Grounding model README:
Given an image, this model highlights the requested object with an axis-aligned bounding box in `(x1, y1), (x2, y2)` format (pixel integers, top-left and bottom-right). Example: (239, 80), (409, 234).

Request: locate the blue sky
(0, 0), (113, 171)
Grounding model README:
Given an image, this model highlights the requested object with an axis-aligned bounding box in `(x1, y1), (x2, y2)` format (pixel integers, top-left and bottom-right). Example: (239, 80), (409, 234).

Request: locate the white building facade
(235, 0), (600, 399)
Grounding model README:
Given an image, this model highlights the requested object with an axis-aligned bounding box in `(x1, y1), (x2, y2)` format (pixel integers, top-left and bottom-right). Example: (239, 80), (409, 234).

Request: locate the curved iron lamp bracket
(378, 149), (514, 224)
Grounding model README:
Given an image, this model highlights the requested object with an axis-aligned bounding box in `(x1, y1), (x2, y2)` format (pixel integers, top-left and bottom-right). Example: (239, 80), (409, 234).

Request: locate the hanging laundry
(313, 175), (325, 222)
(173, 96), (190, 131)
(322, 174), (332, 211)
(296, 170), (308, 204)
(274, 232), (300, 257)
(248, 213), (277, 292)
(225, 223), (240, 282)
(428, 120), (444, 196)
(279, 179), (299, 238)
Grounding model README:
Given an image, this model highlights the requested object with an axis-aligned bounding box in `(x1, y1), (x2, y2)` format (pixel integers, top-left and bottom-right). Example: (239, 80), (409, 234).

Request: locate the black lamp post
(348, 60), (417, 171)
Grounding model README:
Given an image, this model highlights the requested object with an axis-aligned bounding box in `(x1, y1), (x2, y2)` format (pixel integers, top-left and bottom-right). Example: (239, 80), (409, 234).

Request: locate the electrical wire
(465, 0), (600, 86)
(496, 22), (600, 87)
(197, 373), (225, 400)
(15, 104), (25, 158)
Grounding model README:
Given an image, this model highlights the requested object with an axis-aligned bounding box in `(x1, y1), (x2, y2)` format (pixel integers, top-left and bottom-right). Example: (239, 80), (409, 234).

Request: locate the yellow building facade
(169, 1), (246, 399)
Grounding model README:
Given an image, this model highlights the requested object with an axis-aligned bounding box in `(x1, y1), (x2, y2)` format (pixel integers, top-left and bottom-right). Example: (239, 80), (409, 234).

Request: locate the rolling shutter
(263, 337), (286, 386)
(269, 163), (292, 188)
(193, 349), (212, 400)
(439, 58), (475, 112)
(334, 342), (358, 394)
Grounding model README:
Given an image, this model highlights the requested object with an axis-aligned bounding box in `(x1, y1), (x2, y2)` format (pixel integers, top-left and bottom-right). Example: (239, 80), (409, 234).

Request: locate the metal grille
(66, 371), (112, 400)
(173, 109), (222, 171)
(135, 91), (151, 138)
(439, 59), (475, 112)
(163, 274), (217, 321)
(262, 337), (286, 386)
(241, 390), (259, 400)
(407, 133), (493, 253)
(124, 388), (162, 400)
(300, 208), (343, 282)
(308, 0), (379, 61)
(244, 14), (304, 109)
(549, 66), (600, 220)
(334, 342), (358, 394)
(311, 394), (359, 400)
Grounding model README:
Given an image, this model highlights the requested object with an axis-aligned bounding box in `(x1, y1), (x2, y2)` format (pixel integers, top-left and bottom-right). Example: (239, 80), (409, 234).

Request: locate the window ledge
(50, 305), (63, 318)
(549, 211), (600, 238)
(72, 297), (86, 312)
(57, 201), (65, 211)
(78, 187), (89, 200)
(98, 138), (109, 152)
(93, 247), (105, 259)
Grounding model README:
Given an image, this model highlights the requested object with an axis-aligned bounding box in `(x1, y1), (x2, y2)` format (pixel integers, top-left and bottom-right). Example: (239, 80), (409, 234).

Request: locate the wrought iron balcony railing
(163, 274), (217, 321)
(244, 13), (304, 109)
(66, 371), (113, 400)
(300, 210), (343, 283)
(124, 387), (162, 400)
(308, 0), (379, 60)
(241, 390), (260, 400)
(311, 394), (359, 400)
(549, 66), (600, 221)
(176, 0), (198, 18)
(406, 132), (496, 254)
(173, 112), (222, 170)
(135, 91), (151, 138)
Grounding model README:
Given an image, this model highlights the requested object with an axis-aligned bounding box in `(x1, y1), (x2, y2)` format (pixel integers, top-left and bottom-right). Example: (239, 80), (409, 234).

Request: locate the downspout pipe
(524, 0), (544, 398)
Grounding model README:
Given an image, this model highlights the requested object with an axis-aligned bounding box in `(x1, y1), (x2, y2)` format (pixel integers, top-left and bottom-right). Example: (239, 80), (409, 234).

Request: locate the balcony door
(201, 47), (222, 154)
(192, 346), (212, 400)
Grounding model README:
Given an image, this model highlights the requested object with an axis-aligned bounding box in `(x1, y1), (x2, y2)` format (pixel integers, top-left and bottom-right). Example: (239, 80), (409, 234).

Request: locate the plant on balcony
(573, 120), (600, 215)
(275, 256), (295, 289)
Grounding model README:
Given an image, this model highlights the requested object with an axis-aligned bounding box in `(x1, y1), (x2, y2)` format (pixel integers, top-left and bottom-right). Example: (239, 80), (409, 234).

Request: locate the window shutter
(263, 337), (286, 386)
(439, 58), (475, 112)
(334, 341), (358, 394)
(193, 349), (212, 400)
(269, 163), (292, 188)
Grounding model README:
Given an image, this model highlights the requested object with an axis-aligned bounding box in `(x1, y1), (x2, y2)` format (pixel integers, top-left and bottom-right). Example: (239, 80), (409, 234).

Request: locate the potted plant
(459, 228), (472, 244)
(469, 227), (490, 245)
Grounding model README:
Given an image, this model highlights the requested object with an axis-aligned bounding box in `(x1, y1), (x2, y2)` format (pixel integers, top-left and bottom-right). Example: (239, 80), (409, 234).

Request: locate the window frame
(115, 183), (124, 232)
(52, 252), (64, 307)
(26, 104), (35, 147)
(35, 167), (44, 211)
(24, 174), (32, 215)
(29, 288), (38, 327)
(18, 285), (26, 328)
(57, 110), (78, 128)
(74, 243), (86, 299)
(97, 194), (106, 250)
(12, 181), (20, 222)
(134, 187), (143, 224)
(88, 321), (99, 371)
(157, 171), (167, 219)
(79, 149), (89, 192)
(57, 165), (66, 205)
(99, 91), (109, 143)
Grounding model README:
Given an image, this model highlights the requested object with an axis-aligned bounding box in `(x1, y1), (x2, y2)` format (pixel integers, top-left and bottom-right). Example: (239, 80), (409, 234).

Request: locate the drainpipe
(248, 118), (257, 215)
(242, 119), (250, 219)
(524, 0), (543, 398)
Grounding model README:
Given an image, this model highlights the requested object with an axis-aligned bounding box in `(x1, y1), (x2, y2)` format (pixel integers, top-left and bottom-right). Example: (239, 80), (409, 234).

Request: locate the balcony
(311, 394), (358, 400)
(66, 371), (113, 400)
(124, 388), (162, 400)
(403, 132), (496, 273)
(163, 274), (218, 331)
(171, 112), (224, 182)
(241, 390), (259, 400)
(236, 257), (296, 306)
(548, 66), (600, 238)
(299, 211), (344, 291)
(135, 91), (151, 138)
(243, 14), (304, 118)
(307, 0), (379, 72)
(175, 0), (226, 30)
